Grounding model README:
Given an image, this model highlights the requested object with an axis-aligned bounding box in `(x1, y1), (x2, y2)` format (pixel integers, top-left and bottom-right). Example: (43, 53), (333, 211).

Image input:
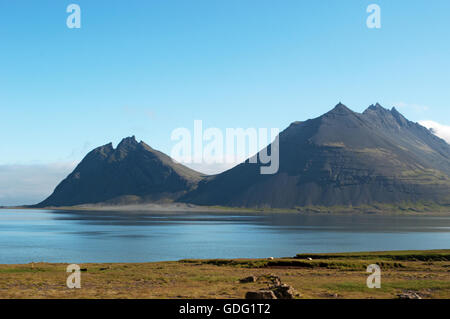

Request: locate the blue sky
(1, 0), (449, 204)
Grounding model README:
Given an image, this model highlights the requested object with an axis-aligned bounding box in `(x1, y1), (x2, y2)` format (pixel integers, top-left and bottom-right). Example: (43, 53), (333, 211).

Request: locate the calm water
(0, 209), (449, 264)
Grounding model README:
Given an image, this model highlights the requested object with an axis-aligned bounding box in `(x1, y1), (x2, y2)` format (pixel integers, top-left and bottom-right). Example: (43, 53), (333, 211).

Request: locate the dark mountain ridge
(181, 103), (450, 207)
(36, 103), (450, 209)
(36, 136), (203, 207)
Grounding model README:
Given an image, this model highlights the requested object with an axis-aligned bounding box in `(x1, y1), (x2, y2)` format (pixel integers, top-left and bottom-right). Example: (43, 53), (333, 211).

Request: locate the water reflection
(0, 209), (449, 264)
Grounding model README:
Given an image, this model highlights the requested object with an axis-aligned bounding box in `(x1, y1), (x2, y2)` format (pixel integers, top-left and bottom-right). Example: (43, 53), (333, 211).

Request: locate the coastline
(3, 202), (450, 216)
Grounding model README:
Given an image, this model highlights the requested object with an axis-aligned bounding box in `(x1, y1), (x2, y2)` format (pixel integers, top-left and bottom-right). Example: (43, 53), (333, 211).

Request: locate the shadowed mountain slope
(35, 103), (450, 209)
(36, 136), (204, 207)
(181, 103), (450, 208)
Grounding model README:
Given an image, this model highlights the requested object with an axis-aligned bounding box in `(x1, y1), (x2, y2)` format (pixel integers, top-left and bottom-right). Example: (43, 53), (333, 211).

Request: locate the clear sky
(1, 0), (449, 205)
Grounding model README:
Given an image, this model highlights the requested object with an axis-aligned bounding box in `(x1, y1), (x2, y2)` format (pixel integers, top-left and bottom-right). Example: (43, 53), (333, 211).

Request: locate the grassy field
(0, 250), (449, 299)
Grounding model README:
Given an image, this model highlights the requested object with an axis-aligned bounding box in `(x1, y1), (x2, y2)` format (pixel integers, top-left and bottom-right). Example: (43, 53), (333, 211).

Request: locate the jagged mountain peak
(36, 136), (204, 207)
(365, 103), (390, 113)
(361, 103), (411, 130)
(91, 136), (160, 162)
(326, 102), (354, 115)
(116, 135), (139, 150)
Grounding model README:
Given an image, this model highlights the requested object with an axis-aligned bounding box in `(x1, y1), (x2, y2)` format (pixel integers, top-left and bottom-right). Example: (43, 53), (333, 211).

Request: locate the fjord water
(1, 209), (449, 264)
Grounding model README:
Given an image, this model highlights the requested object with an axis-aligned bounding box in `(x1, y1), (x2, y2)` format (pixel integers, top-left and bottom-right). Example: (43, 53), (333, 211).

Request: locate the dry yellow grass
(0, 250), (449, 299)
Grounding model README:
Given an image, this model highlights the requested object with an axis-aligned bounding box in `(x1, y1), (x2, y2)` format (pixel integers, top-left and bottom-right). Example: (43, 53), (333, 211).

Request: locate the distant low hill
(35, 103), (450, 209)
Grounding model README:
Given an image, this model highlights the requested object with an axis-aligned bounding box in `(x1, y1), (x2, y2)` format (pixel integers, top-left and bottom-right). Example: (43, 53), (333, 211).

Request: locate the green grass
(294, 202), (450, 214)
(0, 266), (52, 274)
(209, 201), (450, 214)
(295, 250), (450, 261)
(383, 280), (450, 290)
(182, 258), (408, 271)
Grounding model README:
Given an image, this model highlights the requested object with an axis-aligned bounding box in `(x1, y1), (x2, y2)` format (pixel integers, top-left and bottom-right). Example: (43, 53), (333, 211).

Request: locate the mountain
(36, 136), (204, 207)
(181, 103), (450, 208)
(36, 103), (450, 209)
